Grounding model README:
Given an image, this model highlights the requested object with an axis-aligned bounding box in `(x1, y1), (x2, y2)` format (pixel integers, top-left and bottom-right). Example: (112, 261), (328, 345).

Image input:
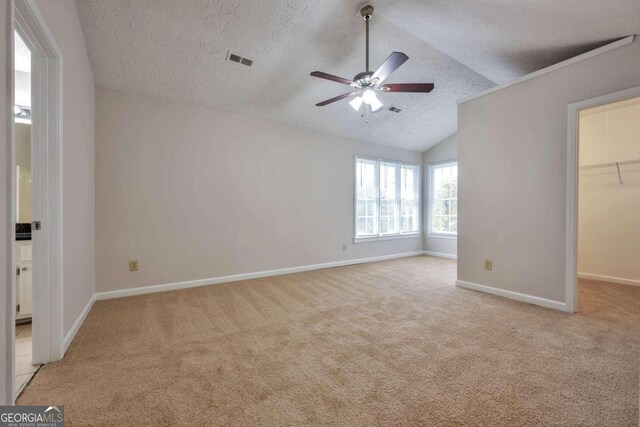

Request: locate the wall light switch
(484, 259), (493, 271)
(129, 260), (138, 272)
(342, 244), (347, 251)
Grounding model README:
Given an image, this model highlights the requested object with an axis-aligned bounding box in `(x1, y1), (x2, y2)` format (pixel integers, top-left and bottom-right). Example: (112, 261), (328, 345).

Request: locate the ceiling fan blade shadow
(310, 71), (357, 87)
(380, 83), (434, 93)
(315, 91), (359, 106)
(371, 52), (409, 84)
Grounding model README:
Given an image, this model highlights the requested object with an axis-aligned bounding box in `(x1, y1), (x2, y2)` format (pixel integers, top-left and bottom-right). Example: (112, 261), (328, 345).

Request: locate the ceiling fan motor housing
(353, 71), (375, 87)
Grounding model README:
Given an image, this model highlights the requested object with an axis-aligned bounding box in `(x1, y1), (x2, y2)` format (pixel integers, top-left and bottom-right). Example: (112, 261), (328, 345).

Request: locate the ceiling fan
(310, 5), (434, 113)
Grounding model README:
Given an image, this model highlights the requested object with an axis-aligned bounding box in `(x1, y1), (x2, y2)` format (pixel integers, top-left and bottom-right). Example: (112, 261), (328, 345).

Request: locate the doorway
(3, 0), (64, 403)
(13, 29), (39, 396)
(566, 86), (640, 313)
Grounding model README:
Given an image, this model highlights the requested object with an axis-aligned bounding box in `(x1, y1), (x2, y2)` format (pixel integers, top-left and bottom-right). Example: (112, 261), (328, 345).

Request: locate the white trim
(455, 280), (567, 311)
(63, 294), (95, 353)
(96, 251), (426, 301)
(458, 36), (635, 105)
(426, 233), (457, 240)
(353, 233), (420, 243)
(565, 85), (640, 314)
(2, 0), (16, 406)
(578, 273), (640, 287)
(423, 251), (457, 260)
(14, 0), (64, 365)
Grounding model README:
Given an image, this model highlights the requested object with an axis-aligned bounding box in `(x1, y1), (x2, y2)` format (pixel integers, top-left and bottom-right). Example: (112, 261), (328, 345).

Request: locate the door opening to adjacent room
(5, 0), (64, 403)
(567, 87), (640, 313)
(13, 30), (40, 396)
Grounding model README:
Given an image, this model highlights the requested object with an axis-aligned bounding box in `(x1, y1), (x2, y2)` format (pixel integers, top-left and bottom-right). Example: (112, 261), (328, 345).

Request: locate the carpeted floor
(18, 256), (640, 425)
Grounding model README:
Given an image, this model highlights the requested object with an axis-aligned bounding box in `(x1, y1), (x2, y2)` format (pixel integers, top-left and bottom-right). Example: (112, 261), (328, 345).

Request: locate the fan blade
(315, 91), (358, 106)
(371, 52), (409, 84)
(380, 83), (434, 93)
(310, 71), (356, 87)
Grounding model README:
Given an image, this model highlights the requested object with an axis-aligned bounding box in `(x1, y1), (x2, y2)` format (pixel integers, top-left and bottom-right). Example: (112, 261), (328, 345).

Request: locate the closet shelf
(579, 158), (640, 170)
(579, 158), (640, 185)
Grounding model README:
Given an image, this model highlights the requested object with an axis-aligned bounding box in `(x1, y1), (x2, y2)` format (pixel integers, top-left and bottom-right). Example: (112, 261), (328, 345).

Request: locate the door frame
(2, 0), (63, 403)
(565, 85), (640, 313)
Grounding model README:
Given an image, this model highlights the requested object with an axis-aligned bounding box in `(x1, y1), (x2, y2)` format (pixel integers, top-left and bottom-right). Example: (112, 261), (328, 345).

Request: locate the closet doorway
(566, 87), (640, 313)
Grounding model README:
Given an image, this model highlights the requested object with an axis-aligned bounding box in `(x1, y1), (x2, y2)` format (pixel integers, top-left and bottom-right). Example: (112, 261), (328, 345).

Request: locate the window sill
(353, 233), (421, 244)
(427, 233), (457, 240)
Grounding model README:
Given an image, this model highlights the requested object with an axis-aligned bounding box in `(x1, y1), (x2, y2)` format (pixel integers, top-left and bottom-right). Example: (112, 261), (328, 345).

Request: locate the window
(429, 161), (457, 235)
(355, 157), (420, 240)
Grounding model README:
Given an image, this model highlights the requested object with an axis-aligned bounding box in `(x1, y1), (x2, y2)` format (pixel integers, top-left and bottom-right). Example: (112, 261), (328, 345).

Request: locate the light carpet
(18, 256), (640, 425)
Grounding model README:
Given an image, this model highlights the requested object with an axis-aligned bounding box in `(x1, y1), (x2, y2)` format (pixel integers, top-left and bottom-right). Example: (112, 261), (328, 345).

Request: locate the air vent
(226, 51), (253, 67)
(387, 105), (403, 113)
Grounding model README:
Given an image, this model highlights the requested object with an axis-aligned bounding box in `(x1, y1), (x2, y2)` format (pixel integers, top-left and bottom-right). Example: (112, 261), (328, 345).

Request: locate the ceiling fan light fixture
(370, 97), (384, 112)
(362, 89), (377, 105)
(349, 96), (363, 111)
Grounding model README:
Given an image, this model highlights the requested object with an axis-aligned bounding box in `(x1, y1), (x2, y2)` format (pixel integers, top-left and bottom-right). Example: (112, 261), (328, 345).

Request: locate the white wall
(96, 89), (423, 292)
(578, 97), (640, 284)
(423, 133), (457, 257)
(458, 38), (640, 305)
(32, 0), (96, 334)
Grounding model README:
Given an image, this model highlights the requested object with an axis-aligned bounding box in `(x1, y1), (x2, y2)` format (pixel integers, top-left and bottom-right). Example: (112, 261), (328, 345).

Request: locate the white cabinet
(16, 242), (32, 320)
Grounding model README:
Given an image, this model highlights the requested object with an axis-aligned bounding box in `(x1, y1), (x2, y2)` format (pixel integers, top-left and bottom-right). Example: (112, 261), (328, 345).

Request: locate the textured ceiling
(76, 0), (639, 151)
(381, 0), (640, 84)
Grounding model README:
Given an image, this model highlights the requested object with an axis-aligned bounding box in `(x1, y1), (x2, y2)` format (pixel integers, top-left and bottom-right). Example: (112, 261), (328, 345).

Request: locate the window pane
(430, 162), (458, 234)
(401, 165), (418, 232)
(356, 159), (378, 236)
(380, 163), (399, 234)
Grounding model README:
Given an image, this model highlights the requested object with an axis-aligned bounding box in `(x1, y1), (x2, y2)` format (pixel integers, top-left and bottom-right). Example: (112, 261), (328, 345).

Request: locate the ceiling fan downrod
(361, 6), (374, 73)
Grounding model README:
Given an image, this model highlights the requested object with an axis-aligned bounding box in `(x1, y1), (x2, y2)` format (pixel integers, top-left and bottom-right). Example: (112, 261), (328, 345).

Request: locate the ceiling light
(362, 89), (377, 105)
(349, 96), (363, 111)
(370, 97), (383, 112)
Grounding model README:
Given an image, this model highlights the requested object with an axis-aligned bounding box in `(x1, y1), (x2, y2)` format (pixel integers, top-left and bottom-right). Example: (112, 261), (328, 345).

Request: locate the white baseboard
(63, 294), (96, 354)
(578, 272), (640, 287)
(455, 280), (567, 312)
(423, 251), (457, 260)
(95, 251), (426, 301)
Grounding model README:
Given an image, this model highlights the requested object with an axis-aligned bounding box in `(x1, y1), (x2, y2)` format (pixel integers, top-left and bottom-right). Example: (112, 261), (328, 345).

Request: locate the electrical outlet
(342, 244), (347, 251)
(129, 260), (138, 272)
(484, 259), (493, 271)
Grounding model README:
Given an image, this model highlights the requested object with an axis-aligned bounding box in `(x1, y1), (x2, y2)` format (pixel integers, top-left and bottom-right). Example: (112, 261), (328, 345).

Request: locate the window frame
(427, 160), (458, 239)
(354, 156), (421, 243)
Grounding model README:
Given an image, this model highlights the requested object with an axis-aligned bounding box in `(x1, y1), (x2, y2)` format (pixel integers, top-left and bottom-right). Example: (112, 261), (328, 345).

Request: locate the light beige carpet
(18, 256), (640, 426)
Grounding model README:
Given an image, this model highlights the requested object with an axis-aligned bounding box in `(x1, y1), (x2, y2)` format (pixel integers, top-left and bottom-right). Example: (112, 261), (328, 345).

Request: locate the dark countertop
(16, 223), (31, 241)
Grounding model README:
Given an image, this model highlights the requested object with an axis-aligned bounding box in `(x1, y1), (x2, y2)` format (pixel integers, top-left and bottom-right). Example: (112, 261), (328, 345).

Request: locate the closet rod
(579, 158), (640, 185)
(579, 158), (640, 170)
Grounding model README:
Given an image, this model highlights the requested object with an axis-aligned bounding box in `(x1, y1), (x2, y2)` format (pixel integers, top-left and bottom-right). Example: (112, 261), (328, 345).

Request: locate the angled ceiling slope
(76, 0), (639, 151)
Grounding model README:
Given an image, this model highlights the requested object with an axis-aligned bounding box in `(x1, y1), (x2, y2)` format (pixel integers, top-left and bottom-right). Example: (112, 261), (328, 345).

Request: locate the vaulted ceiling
(76, 0), (640, 151)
